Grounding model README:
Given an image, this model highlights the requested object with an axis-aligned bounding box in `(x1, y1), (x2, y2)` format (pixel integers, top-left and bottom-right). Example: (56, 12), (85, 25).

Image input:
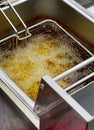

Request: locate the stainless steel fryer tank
(0, 0), (94, 53)
(0, 0), (94, 130)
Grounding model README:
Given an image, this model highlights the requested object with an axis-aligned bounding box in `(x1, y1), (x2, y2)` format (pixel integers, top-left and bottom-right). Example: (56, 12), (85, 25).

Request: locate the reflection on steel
(0, 68), (40, 129)
(53, 56), (94, 81)
(0, 0), (31, 40)
(34, 76), (90, 130)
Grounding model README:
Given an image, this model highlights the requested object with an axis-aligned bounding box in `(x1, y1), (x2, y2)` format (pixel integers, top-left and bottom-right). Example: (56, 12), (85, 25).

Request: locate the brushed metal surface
(73, 81), (94, 116)
(34, 75), (88, 130)
(0, 0), (94, 52)
(0, 89), (37, 130)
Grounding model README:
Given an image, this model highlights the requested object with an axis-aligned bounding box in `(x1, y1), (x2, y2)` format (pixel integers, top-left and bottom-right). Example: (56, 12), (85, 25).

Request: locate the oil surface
(0, 34), (82, 100)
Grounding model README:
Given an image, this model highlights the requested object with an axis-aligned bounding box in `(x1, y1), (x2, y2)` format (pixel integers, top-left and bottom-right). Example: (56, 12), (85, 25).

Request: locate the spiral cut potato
(0, 34), (82, 100)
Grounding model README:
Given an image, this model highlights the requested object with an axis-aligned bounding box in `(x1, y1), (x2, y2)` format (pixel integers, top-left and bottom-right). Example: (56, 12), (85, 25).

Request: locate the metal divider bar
(53, 56), (94, 81)
(64, 72), (94, 92)
(0, 0), (31, 40)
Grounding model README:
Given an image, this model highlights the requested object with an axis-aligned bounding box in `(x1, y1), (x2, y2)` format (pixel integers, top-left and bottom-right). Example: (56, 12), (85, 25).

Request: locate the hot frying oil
(0, 34), (82, 100)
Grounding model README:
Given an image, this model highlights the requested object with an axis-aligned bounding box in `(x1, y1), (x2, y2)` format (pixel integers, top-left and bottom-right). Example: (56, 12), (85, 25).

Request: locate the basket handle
(0, 0), (31, 40)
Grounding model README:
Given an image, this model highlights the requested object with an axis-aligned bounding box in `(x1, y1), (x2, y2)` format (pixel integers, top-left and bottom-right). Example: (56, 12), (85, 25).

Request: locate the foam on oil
(0, 34), (82, 100)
